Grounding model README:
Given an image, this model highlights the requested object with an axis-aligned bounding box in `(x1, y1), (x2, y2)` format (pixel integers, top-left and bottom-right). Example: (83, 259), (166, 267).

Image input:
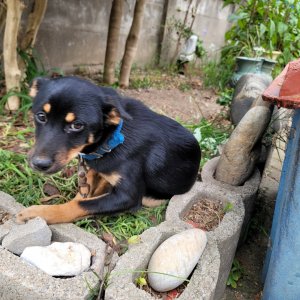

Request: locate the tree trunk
(20, 0), (47, 50)
(119, 0), (146, 88)
(3, 0), (24, 111)
(103, 0), (124, 85)
(0, 1), (7, 34)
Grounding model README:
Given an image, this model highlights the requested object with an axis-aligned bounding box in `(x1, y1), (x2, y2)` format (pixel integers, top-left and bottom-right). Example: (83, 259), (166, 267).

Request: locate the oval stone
(21, 242), (91, 276)
(147, 228), (207, 292)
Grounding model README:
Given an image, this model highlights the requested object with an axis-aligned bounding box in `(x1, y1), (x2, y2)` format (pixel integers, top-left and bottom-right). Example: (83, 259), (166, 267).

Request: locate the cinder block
(0, 192), (107, 300)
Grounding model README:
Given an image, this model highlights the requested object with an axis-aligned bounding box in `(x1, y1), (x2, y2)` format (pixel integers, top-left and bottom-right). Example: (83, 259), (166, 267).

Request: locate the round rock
(21, 242), (91, 276)
(147, 228), (207, 292)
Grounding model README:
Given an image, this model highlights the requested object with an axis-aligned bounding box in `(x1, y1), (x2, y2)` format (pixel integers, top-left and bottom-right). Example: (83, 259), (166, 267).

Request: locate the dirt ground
(120, 85), (222, 124)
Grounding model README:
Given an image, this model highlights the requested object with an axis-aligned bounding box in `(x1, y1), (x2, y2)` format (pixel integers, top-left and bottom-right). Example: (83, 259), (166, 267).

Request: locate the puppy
(17, 76), (201, 224)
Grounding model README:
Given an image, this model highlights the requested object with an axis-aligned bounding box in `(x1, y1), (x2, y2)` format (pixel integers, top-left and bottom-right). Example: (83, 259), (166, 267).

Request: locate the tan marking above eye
(43, 103), (51, 113)
(65, 112), (76, 122)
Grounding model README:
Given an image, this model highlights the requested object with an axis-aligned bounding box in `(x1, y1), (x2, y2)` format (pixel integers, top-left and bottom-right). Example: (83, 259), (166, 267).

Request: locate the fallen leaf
(43, 182), (60, 196)
(127, 235), (141, 244)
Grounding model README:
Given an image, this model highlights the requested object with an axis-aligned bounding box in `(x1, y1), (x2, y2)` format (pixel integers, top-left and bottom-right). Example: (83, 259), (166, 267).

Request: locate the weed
(179, 82), (192, 92)
(185, 119), (230, 167)
(227, 258), (244, 289)
(223, 202), (234, 213)
(129, 77), (153, 89)
(18, 48), (47, 85)
(217, 88), (234, 107)
(202, 60), (234, 91)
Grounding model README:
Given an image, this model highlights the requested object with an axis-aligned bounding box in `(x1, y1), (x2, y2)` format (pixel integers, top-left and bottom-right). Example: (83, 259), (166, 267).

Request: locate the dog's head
(28, 76), (130, 174)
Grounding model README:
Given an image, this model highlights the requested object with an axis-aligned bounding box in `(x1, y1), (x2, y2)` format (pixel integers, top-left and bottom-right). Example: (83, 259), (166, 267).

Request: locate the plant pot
(232, 56), (276, 85)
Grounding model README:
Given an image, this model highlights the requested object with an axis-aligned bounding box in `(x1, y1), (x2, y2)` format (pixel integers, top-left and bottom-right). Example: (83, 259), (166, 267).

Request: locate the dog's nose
(31, 156), (53, 172)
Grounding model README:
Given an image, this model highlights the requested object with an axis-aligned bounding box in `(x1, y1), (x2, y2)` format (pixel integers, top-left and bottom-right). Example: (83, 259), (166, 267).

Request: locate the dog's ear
(29, 77), (49, 98)
(102, 97), (132, 126)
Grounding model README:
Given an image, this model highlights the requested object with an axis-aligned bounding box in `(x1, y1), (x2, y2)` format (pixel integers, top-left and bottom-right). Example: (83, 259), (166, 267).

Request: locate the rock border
(0, 191), (106, 300)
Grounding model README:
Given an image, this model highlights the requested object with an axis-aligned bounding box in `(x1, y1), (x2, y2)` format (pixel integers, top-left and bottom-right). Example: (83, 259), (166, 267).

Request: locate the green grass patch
(76, 203), (167, 241)
(0, 149), (76, 207)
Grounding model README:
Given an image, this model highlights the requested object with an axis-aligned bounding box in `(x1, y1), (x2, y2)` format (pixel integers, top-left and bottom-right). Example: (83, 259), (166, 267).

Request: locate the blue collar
(79, 119), (124, 161)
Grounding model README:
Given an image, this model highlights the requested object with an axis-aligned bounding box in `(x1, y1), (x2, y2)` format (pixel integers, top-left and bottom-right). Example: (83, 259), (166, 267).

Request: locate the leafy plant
(202, 60), (234, 90)
(217, 88), (234, 106)
(185, 119), (230, 167)
(227, 258), (244, 289)
(135, 272), (148, 288)
(223, 0), (300, 70)
(18, 48), (47, 85)
(195, 39), (206, 59)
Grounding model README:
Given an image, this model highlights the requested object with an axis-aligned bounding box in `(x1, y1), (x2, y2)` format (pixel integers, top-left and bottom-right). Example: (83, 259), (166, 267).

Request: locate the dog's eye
(69, 122), (84, 132)
(35, 112), (47, 124)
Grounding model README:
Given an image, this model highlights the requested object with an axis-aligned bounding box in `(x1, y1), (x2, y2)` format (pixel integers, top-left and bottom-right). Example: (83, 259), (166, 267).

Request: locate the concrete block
(2, 217), (52, 255)
(166, 182), (245, 300)
(0, 192), (107, 300)
(201, 156), (261, 239)
(105, 220), (220, 300)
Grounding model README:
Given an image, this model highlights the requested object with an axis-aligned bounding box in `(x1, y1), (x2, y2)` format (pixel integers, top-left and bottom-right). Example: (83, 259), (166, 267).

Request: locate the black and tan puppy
(17, 77), (201, 224)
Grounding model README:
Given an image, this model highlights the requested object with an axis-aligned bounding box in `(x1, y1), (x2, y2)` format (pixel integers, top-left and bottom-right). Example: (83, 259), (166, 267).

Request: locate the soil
(141, 275), (187, 300)
(183, 199), (225, 231)
(0, 208), (11, 225)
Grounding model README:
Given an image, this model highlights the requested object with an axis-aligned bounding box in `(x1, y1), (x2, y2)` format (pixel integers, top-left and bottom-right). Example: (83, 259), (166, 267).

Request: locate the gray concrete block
(105, 220), (220, 300)
(0, 219), (14, 243)
(166, 182), (245, 300)
(0, 192), (107, 299)
(2, 217), (52, 255)
(201, 156), (261, 240)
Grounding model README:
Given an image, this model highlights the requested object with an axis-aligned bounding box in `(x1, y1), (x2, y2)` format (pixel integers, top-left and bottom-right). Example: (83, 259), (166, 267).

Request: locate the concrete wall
(160, 0), (234, 65)
(33, 0), (166, 73)
(16, 0), (233, 72)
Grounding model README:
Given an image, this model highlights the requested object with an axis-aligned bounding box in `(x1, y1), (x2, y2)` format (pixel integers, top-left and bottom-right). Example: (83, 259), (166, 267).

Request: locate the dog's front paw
(16, 205), (45, 224)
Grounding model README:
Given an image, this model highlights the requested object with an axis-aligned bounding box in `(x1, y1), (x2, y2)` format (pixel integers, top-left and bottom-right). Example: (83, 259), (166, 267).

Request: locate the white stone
(147, 228), (207, 292)
(21, 242), (91, 276)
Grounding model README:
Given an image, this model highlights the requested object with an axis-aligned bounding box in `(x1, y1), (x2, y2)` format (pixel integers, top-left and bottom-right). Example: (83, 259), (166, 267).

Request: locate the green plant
(195, 39), (206, 59)
(77, 202), (167, 241)
(223, 0), (300, 71)
(18, 48), (47, 85)
(223, 202), (234, 213)
(217, 88), (234, 106)
(129, 77), (153, 89)
(202, 60), (234, 90)
(185, 119), (230, 167)
(227, 258), (244, 288)
(179, 82), (192, 92)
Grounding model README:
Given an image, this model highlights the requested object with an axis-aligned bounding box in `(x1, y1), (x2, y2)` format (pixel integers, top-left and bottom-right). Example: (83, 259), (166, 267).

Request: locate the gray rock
(2, 217), (52, 255)
(230, 73), (272, 125)
(21, 242), (91, 276)
(215, 106), (271, 186)
(147, 228), (207, 292)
